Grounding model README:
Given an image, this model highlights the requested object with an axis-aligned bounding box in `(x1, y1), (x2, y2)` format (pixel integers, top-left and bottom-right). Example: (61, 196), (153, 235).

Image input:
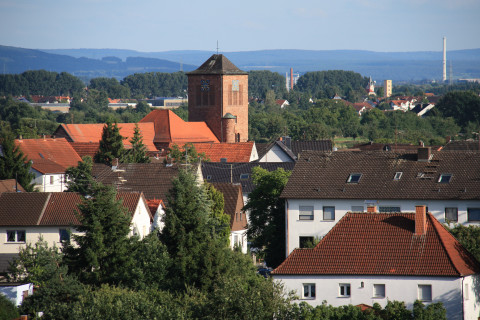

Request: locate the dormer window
(347, 173), (362, 183)
(394, 172), (403, 181)
(220, 158), (227, 163)
(438, 174), (452, 183)
(240, 174), (249, 180)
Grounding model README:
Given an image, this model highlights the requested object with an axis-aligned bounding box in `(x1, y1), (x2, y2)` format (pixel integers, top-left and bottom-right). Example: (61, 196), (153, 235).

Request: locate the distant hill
(0, 45), (197, 80)
(2, 45), (480, 81)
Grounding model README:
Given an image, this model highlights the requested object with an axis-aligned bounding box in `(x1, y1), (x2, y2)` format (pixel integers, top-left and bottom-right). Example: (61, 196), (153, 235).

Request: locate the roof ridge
(36, 193), (51, 225)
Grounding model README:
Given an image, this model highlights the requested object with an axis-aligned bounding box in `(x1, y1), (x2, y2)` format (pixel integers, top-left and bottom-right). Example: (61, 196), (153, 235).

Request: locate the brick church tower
(187, 54), (248, 143)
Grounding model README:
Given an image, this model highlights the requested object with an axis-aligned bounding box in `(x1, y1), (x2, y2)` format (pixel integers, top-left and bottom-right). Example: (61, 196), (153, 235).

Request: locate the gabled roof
(139, 109), (219, 146)
(15, 138), (82, 170)
(31, 158), (67, 174)
(0, 192), (148, 226)
(54, 123), (157, 151)
(281, 150), (480, 200)
(442, 140), (479, 152)
(193, 142), (255, 162)
(187, 54), (248, 75)
(212, 182), (246, 231)
(92, 163), (180, 202)
(289, 140), (332, 157)
(0, 179), (25, 193)
(202, 162), (295, 194)
(69, 142), (100, 158)
(146, 199), (165, 217)
(273, 212), (480, 277)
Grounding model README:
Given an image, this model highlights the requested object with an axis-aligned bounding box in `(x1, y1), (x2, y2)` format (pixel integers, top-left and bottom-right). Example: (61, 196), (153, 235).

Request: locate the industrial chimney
(443, 37), (447, 82)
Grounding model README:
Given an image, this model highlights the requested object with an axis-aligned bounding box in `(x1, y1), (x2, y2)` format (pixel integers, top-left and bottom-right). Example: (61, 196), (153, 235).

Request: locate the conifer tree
(65, 155), (95, 196)
(0, 132), (35, 191)
(63, 183), (134, 286)
(205, 182), (231, 245)
(123, 124), (150, 163)
(94, 120), (125, 165)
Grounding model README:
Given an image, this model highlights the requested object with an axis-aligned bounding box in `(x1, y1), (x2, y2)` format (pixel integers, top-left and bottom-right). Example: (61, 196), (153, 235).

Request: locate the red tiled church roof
(193, 142), (254, 162)
(273, 212), (480, 277)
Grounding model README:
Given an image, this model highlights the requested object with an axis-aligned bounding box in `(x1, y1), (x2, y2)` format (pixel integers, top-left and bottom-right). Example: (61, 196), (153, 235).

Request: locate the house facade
(273, 207), (480, 320)
(281, 149), (480, 255)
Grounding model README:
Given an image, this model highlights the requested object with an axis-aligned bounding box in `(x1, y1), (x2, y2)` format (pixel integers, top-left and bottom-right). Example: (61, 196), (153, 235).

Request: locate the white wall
(286, 199), (480, 255)
(275, 275), (465, 320)
(463, 275), (480, 320)
(129, 200), (152, 239)
(32, 171), (66, 192)
(258, 145), (294, 162)
(230, 229), (247, 254)
(0, 283), (33, 306)
(0, 226), (81, 254)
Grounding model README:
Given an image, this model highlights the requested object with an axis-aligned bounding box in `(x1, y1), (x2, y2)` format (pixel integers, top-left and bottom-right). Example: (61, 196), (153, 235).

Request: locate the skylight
(347, 173), (362, 183)
(394, 172), (403, 181)
(438, 174), (452, 183)
(220, 158), (227, 163)
(240, 174), (249, 180)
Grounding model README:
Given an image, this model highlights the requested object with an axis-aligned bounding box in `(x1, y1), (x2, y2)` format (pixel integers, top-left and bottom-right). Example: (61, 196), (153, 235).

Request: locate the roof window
(220, 158), (227, 163)
(240, 174), (249, 180)
(347, 173), (362, 183)
(206, 175), (212, 180)
(438, 174), (452, 183)
(394, 172), (403, 180)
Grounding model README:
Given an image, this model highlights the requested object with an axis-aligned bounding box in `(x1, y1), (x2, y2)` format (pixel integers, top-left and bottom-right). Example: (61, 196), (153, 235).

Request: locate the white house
(0, 283), (33, 306)
(272, 206), (480, 320)
(0, 192), (152, 258)
(281, 148), (480, 255)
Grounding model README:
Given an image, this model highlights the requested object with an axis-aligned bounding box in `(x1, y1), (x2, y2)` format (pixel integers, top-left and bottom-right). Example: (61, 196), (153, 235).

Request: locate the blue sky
(1, 0), (479, 52)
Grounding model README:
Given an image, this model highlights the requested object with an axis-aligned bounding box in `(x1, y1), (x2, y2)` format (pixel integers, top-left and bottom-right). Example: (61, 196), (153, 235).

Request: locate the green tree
(123, 124), (150, 163)
(0, 294), (19, 320)
(447, 224), (480, 263)
(245, 167), (291, 268)
(94, 120), (126, 165)
(435, 91), (480, 129)
(65, 156), (95, 196)
(63, 183), (134, 286)
(205, 183), (231, 245)
(413, 300), (446, 320)
(0, 132), (35, 191)
(167, 143), (209, 164)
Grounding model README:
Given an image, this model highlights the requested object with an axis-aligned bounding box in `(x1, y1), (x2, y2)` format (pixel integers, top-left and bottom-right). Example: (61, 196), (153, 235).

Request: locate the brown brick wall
(188, 74), (248, 142)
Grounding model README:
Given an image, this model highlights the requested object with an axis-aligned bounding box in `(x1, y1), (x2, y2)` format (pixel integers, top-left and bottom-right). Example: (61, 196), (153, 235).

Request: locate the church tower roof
(187, 54), (248, 75)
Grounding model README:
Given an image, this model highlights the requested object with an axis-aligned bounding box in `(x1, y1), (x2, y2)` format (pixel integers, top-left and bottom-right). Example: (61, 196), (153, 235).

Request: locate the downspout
(461, 277), (464, 320)
(221, 75), (224, 142)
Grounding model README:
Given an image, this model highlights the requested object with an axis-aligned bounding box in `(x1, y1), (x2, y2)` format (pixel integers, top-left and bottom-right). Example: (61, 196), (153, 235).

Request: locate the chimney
(417, 147), (431, 162)
(367, 205), (377, 213)
(112, 158), (119, 170)
(18, 135), (22, 141)
(415, 205), (427, 236)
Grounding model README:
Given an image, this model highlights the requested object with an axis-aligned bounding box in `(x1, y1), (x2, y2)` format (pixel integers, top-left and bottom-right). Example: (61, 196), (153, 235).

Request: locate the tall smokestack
(290, 68), (293, 91)
(443, 37), (447, 82)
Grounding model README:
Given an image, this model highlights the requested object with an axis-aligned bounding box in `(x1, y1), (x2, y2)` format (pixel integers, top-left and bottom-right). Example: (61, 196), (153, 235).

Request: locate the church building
(187, 54), (249, 143)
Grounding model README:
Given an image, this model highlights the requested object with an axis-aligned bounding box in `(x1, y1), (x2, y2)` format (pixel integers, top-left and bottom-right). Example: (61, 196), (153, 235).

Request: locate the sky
(1, 0), (479, 53)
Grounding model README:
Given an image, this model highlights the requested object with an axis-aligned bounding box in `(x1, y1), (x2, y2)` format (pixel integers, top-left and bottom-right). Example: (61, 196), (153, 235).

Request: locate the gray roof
(281, 149), (480, 200)
(187, 54), (248, 75)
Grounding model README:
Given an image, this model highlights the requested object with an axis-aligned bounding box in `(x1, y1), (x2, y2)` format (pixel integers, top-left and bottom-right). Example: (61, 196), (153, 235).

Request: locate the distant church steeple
(187, 54), (249, 143)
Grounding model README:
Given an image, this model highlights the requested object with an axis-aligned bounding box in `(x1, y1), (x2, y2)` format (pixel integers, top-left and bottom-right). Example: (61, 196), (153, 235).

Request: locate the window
(240, 173), (249, 180)
(351, 206), (364, 212)
(468, 208), (480, 222)
(379, 206), (401, 213)
(220, 158), (227, 163)
(445, 207), (458, 222)
(438, 174), (452, 183)
(373, 284), (386, 298)
(339, 283), (351, 297)
(50, 176), (54, 184)
(6, 230), (26, 242)
(299, 206), (314, 220)
(59, 229), (70, 242)
(299, 236), (314, 248)
(303, 283), (316, 299)
(323, 206), (335, 220)
(347, 173), (362, 183)
(418, 284), (432, 301)
(206, 175), (212, 180)
(394, 172), (403, 180)
(465, 283), (469, 300)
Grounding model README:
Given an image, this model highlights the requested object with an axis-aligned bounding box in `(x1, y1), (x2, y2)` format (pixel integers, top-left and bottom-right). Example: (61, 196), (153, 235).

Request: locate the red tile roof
(212, 183), (246, 231)
(273, 212), (480, 277)
(30, 159), (67, 174)
(140, 109), (219, 145)
(0, 192), (147, 226)
(15, 138), (82, 170)
(55, 123), (157, 151)
(192, 142), (254, 162)
(146, 199), (165, 218)
(69, 142), (100, 158)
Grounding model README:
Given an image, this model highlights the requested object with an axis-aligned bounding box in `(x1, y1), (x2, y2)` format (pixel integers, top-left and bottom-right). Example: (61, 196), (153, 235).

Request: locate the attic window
(394, 172), (403, 180)
(240, 174), (249, 180)
(220, 158), (227, 163)
(438, 174), (452, 183)
(206, 175), (212, 180)
(347, 173), (362, 183)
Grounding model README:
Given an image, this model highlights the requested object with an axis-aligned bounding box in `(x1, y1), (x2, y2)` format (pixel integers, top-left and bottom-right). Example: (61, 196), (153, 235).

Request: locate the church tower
(187, 54), (248, 143)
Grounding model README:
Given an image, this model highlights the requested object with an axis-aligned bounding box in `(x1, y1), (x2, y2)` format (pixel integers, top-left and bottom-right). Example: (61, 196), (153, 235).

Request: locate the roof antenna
(216, 41), (219, 55)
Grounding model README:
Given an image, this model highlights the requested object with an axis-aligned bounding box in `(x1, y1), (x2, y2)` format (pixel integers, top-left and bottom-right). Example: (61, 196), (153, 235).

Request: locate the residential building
(257, 138), (332, 163)
(192, 142), (258, 162)
(272, 206), (480, 320)
(0, 179), (24, 194)
(0, 283), (33, 306)
(281, 149), (480, 255)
